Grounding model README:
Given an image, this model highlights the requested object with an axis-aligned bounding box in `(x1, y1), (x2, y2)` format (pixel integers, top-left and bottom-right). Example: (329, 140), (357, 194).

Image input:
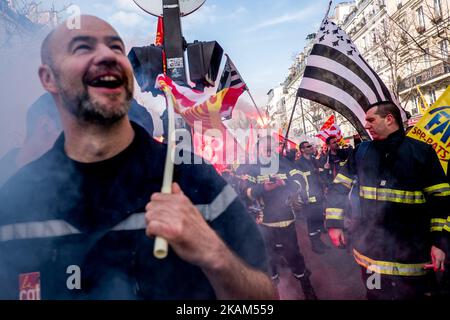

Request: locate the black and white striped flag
(217, 54), (247, 93)
(297, 18), (406, 139)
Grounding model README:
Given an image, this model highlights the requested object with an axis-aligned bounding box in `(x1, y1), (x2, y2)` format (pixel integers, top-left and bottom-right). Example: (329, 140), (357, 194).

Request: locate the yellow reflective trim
(353, 249), (429, 276)
(326, 215), (344, 220)
(335, 173), (352, 183)
(326, 208), (344, 214)
(257, 175), (270, 183)
(434, 191), (450, 197)
(359, 186), (425, 204)
(326, 208), (344, 220)
(238, 174), (257, 183)
(430, 217), (450, 232)
(299, 171), (311, 177)
(431, 218), (447, 224)
(262, 219), (295, 228)
(424, 183), (450, 193)
(289, 169), (301, 176)
(375, 195), (425, 204)
(308, 196), (317, 203)
(334, 173), (353, 189)
(275, 173), (288, 180)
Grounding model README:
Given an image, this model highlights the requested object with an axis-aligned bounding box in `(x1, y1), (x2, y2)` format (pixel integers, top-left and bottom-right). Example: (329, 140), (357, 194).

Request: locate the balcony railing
(399, 62), (450, 91)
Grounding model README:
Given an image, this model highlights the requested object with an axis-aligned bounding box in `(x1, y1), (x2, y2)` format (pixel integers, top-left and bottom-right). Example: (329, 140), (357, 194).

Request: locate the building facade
(339, 0), (450, 125)
(1, 0), (60, 48)
(268, 0), (449, 144)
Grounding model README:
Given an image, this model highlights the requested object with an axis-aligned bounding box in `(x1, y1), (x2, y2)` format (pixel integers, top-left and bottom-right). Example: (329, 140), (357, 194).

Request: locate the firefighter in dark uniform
(237, 135), (317, 300)
(297, 141), (330, 254)
(319, 135), (352, 190)
(326, 102), (450, 300)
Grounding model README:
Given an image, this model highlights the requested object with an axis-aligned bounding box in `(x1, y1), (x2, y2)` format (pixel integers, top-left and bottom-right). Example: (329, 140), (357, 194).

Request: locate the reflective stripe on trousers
(353, 249), (430, 276)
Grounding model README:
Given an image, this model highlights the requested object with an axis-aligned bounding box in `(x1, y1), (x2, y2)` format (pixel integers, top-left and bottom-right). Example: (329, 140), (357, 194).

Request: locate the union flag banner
(154, 17), (166, 73)
(155, 17), (164, 46)
(156, 74), (242, 129)
(157, 74), (245, 166)
(407, 85), (450, 174)
(316, 114), (344, 144)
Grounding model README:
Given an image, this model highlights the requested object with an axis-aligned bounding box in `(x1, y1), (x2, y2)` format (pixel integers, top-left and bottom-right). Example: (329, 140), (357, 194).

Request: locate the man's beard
(57, 77), (133, 126)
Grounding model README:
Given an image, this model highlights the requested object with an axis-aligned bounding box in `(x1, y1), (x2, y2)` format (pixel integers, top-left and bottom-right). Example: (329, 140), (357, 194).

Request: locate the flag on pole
(157, 74), (245, 166)
(315, 114), (344, 143)
(216, 55), (247, 119)
(416, 85), (430, 114)
(273, 132), (297, 154)
(407, 85), (450, 174)
(156, 74), (243, 122)
(155, 74), (210, 107)
(297, 18), (407, 140)
(154, 17), (166, 74)
(217, 54), (247, 92)
(155, 17), (164, 46)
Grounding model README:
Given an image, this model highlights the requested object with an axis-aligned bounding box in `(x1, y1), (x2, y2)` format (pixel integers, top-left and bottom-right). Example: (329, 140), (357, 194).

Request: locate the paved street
(275, 217), (366, 300)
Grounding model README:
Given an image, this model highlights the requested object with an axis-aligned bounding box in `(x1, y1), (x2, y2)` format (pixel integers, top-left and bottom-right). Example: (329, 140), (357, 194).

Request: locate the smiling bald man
(0, 15), (275, 300)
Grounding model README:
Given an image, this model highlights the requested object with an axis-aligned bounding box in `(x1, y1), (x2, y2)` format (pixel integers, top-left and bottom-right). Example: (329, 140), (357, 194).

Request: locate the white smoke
(0, 27), (50, 157)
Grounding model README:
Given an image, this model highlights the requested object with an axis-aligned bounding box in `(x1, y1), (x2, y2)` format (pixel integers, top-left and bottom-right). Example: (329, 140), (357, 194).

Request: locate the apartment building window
(416, 7), (426, 32)
(406, 60), (413, 76)
(440, 39), (449, 59)
(410, 97), (418, 115)
(423, 49), (431, 69)
(429, 89), (437, 104)
(371, 31), (377, 45)
(434, 0), (442, 18)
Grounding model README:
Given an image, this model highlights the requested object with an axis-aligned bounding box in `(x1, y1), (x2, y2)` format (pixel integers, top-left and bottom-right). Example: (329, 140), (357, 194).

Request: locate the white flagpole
(153, 89), (176, 259)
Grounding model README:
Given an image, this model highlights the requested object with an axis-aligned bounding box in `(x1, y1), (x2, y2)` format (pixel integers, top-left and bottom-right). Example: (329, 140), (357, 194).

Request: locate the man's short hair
(26, 93), (61, 138)
(325, 136), (337, 145)
(299, 141), (309, 150)
(370, 101), (404, 130)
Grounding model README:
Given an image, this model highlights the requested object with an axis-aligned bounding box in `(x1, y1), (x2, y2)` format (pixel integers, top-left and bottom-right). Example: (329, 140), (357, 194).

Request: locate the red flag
(155, 17), (166, 73)
(158, 74), (245, 167)
(155, 17), (164, 46)
(273, 132), (297, 154)
(156, 74), (243, 126)
(316, 114), (344, 143)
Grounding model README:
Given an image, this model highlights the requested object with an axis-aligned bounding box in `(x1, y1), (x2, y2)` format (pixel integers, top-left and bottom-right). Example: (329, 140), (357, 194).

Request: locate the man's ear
(38, 65), (58, 94)
(385, 113), (395, 126)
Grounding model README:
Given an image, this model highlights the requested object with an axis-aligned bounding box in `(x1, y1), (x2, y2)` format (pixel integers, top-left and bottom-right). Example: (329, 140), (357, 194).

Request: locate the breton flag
(216, 54), (247, 119)
(297, 18), (407, 139)
(316, 114), (344, 143)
